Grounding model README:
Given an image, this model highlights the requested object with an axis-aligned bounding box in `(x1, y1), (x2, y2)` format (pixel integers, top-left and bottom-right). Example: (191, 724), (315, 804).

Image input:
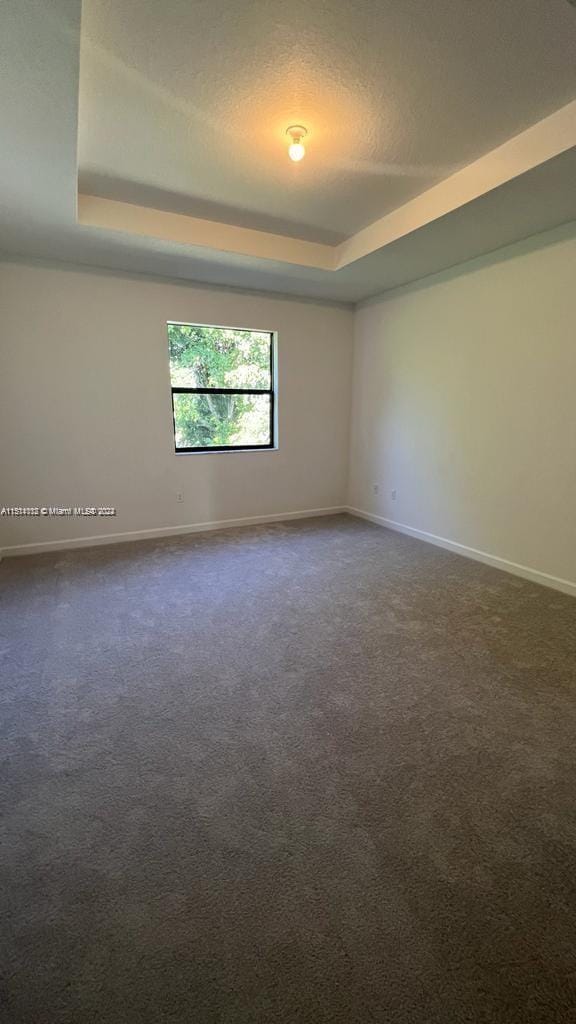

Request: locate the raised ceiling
(79, 0), (576, 242)
(1, 0), (576, 303)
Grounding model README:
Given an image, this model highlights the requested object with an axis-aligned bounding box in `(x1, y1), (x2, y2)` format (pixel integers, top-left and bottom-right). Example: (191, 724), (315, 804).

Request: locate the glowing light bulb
(288, 140), (305, 162)
(286, 125), (308, 162)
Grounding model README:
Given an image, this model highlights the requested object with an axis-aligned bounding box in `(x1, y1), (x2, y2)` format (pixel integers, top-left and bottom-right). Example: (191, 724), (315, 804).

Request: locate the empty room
(2, 1), (576, 1021)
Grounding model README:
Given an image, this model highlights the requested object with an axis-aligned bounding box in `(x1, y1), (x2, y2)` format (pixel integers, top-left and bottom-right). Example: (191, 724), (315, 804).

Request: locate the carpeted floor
(1, 514), (576, 1023)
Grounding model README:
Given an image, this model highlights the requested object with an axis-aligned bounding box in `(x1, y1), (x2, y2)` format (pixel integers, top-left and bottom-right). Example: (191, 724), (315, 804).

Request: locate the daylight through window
(168, 323), (275, 452)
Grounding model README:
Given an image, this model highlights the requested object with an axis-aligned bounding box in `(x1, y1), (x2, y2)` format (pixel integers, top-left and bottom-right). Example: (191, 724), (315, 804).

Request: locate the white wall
(348, 224), (576, 590)
(0, 262), (353, 552)
(3, 225), (576, 589)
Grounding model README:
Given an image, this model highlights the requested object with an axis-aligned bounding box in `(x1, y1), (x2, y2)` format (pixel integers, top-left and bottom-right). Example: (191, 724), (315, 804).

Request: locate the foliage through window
(168, 323), (275, 452)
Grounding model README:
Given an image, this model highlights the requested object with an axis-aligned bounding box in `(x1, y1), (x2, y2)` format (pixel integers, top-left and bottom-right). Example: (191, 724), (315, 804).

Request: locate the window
(167, 323), (275, 453)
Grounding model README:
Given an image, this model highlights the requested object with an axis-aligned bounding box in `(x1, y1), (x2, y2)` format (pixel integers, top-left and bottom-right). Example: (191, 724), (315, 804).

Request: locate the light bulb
(286, 125), (308, 162)
(288, 140), (305, 162)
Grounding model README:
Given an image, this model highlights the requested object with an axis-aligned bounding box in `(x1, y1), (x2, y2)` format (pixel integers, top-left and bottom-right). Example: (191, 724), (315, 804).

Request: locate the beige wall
(0, 262), (353, 552)
(3, 225), (576, 591)
(348, 224), (576, 591)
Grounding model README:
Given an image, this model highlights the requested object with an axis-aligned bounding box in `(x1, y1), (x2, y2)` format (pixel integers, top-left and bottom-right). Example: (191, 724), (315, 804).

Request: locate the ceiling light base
(286, 125), (308, 142)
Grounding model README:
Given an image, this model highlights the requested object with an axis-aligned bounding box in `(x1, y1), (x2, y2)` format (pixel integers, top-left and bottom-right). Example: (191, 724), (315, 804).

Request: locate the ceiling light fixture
(286, 125), (308, 162)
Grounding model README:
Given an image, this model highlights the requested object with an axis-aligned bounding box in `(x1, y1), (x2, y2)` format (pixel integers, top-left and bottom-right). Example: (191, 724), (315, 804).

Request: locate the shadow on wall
(359, 218), (576, 308)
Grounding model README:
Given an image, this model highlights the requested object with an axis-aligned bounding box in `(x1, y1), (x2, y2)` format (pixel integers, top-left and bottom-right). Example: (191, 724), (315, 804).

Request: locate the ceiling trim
(77, 195), (336, 270)
(78, 100), (576, 274)
(0, 251), (355, 309)
(336, 99), (576, 268)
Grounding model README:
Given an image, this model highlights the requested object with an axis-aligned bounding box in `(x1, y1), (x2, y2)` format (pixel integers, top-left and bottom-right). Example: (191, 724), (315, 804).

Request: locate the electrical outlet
(176, 491), (184, 503)
(391, 489), (397, 501)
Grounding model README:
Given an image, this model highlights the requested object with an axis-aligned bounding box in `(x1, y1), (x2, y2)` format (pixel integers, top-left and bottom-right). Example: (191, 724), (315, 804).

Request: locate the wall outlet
(391, 489), (397, 501)
(373, 484), (379, 495)
(176, 491), (184, 503)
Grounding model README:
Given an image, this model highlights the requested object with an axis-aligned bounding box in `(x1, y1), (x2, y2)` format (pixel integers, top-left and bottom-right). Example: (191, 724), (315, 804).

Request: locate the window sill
(175, 447), (279, 456)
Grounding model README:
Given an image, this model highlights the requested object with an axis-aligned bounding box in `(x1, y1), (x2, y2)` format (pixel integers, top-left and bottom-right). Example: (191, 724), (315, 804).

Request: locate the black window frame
(169, 323), (276, 454)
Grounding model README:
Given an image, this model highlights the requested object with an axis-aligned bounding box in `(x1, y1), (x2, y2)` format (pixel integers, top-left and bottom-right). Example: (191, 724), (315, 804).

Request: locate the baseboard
(0, 506), (346, 558)
(347, 507), (576, 599)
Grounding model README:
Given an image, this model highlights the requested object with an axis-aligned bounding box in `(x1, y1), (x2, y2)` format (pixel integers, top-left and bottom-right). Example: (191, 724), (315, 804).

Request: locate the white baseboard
(0, 506), (346, 558)
(347, 506), (576, 599)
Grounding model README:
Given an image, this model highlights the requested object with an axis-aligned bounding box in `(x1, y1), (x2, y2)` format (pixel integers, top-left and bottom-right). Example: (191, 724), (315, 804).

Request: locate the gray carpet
(1, 514), (576, 1023)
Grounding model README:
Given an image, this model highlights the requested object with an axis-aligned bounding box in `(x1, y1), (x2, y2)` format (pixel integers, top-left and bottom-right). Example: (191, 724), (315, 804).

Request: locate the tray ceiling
(1, 0), (576, 303)
(79, 0), (576, 241)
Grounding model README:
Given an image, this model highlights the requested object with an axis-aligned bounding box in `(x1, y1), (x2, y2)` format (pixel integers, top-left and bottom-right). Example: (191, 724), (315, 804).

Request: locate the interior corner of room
(2, 2), (576, 1022)
(2, 220), (576, 596)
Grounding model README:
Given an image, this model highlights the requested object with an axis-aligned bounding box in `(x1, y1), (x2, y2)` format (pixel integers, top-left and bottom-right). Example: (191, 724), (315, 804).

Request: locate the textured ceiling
(79, 0), (576, 242)
(1, 0), (576, 304)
